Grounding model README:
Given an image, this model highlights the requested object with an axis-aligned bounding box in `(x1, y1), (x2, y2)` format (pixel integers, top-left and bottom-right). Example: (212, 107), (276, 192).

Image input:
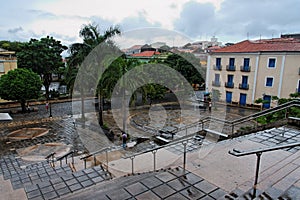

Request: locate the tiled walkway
(0, 154), (111, 200)
(62, 167), (227, 200)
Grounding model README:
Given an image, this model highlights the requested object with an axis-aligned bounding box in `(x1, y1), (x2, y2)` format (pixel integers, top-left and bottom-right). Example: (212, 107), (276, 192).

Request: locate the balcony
(225, 82), (234, 88)
(213, 65), (222, 71)
(226, 65), (236, 71)
(212, 81), (221, 87)
(240, 66), (251, 72)
(239, 83), (249, 90)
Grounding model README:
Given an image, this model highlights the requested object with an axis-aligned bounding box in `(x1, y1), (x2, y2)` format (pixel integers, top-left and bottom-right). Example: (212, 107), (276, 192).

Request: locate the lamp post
(49, 94), (52, 118)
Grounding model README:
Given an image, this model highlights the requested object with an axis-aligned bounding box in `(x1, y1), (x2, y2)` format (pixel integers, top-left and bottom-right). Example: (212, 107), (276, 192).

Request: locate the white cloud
(0, 0), (299, 46)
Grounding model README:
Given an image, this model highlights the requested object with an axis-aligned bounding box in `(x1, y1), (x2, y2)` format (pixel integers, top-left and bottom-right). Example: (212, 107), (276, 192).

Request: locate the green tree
(163, 52), (205, 85)
(67, 24), (121, 120)
(0, 41), (24, 52)
(16, 36), (67, 99)
(0, 68), (42, 112)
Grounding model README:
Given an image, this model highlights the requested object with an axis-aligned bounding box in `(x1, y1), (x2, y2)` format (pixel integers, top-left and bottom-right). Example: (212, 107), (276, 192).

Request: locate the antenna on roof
(260, 34), (261, 41)
(247, 32), (249, 40)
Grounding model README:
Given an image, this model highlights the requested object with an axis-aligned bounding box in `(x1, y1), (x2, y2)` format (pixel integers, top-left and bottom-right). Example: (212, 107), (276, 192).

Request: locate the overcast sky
(1, 0), (300, 48)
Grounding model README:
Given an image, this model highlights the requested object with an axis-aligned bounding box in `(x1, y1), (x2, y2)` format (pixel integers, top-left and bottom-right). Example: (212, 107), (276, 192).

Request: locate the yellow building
(206, 38), (300, 108)
(0, 48), (17, 77)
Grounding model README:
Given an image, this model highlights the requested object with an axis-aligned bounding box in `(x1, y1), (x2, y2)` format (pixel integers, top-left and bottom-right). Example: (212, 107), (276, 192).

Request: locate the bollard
(130, 156), (135, 175)
(152, 150), (157, 171)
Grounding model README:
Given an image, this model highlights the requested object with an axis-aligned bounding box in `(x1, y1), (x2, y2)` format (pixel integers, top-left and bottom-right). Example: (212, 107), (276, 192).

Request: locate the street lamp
(49, 94), (52, 118)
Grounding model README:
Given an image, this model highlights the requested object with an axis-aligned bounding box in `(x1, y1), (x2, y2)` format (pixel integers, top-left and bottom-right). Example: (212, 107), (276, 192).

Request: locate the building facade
(0, 48), (17, 77)
(206, 38), (300, 108)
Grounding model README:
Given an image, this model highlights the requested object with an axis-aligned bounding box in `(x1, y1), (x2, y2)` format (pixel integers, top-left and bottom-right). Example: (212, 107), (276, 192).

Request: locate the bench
(204, 128), (228, 140)
(155, 136), (170, 145)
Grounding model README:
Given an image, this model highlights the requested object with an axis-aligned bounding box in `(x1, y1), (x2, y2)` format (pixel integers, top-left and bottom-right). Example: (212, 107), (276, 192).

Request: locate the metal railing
(56, 150), (76, 167)
(45, 152), (56, 167)
(122, 137), (192, 175)
(240, 65), (251, 72)
(229, 141), (300, 198)
(80, 147), (112, 170)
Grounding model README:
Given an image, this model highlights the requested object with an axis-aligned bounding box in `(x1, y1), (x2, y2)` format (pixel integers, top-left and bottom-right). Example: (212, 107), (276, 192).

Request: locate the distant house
(206, 37), (300, 108)
(0, 48), (17, 77)
(127, 50), (161, 62)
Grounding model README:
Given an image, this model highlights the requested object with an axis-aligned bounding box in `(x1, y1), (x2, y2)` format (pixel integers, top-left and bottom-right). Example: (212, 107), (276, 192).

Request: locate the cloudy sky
(1, 0), (300, 48)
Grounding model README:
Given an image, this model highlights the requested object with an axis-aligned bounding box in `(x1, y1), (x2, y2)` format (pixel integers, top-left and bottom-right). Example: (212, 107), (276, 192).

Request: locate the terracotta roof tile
(131, 51), (160, 57)
(212, 38), (300, 53)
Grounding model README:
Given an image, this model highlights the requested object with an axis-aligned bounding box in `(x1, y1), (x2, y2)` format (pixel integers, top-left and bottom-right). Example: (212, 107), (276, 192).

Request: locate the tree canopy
(16, 36), (67, 99)
(0, 68), (42, 112)
(163, 52), (205, 85)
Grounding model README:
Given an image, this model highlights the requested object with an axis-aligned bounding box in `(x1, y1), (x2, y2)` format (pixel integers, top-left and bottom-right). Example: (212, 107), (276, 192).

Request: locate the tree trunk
(43, 73), (52, 99)
(98, 93), (104, 126)
(20, 100), (26, 113)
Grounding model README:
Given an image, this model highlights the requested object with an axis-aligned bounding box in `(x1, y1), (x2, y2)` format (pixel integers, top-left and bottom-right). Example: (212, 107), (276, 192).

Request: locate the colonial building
(206, 37), (300, 108)
(0, 48), (17, 77)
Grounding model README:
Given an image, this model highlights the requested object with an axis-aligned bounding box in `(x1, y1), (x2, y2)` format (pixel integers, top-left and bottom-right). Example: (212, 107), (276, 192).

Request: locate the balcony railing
(212, 81), (221, 87)
(225, 82), (234, 88)
(213, 65), (222, 70)
(240, 66), (251, 72)
(226, 65), (236, 71)
(239, 83), (249, 90)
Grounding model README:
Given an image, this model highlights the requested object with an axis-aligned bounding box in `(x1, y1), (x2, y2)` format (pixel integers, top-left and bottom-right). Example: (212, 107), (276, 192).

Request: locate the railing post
(182, 141), (187, 171)
(152, 150), (157, 171)
(253, 152), (262, 198)
(94, 155), (97, 166)
(84, 159), (87, 169)
(51, 154), (55, 168)
(130, 156), (135, 175)
(72, 153), (74, 164)
(106, 149), (109, 171)
(231, 124), (234, 135)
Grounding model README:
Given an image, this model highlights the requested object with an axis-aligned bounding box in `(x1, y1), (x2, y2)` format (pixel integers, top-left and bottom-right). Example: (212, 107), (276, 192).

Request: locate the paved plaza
(1, 100), (300, 199)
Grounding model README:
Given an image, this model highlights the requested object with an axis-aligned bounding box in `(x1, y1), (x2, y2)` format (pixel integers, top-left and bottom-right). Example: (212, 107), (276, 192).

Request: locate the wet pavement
(3, 99), (300, 199)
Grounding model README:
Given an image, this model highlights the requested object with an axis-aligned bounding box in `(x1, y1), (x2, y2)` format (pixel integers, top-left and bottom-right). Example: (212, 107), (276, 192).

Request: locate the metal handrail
(80, 147), (112, 169)
(45, 152), (56, 167)
(56, 150), (75, 167)
(229, 141), (300, 198)
(229, 142), (300, 157)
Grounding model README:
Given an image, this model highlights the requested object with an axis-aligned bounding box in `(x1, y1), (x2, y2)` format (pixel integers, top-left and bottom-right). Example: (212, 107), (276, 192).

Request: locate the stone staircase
(0, 154), (111, 200)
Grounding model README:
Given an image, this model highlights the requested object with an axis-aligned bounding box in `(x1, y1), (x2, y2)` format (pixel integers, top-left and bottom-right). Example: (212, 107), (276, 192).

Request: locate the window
(229, 58), (235, 66)
(268, 58), (276, 68)
(0, 62), (4, 73)
(216, 58), (221, 67)
(228, 74), (234, 83)
(243, 58), (250, 67)
(265, 77), (274, 87)
(214, 74), (220, 83)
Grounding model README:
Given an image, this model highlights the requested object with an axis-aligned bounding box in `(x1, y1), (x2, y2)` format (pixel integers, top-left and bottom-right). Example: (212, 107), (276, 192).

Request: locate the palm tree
(67, 24), (121, 120)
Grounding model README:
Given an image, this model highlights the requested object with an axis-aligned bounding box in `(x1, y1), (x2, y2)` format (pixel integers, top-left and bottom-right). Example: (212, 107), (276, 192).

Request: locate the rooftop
(131, 50), (160, 57)
(211, 38), (300, 53)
